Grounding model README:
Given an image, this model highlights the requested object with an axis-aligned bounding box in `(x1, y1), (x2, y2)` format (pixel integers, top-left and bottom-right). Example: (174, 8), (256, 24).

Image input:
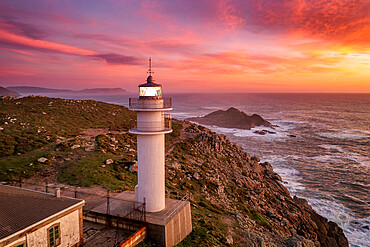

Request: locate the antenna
(147, 57), (154, 76)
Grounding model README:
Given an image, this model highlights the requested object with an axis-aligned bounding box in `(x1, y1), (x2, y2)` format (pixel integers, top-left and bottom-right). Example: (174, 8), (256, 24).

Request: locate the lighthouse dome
(147, 75), (154, 83)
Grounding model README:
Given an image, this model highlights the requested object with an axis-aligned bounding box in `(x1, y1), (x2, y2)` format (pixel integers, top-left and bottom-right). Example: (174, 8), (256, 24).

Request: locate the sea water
(31, 93), (370, 247)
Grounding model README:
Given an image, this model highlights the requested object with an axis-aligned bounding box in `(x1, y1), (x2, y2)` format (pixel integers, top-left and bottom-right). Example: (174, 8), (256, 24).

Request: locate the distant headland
(5, 86), (127, 95)
(0, 86), (20, 97)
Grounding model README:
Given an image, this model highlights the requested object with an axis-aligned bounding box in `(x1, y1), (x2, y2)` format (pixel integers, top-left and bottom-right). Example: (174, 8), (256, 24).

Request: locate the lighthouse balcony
(129, 98), (172, 111)
(129, 118), (172, 135)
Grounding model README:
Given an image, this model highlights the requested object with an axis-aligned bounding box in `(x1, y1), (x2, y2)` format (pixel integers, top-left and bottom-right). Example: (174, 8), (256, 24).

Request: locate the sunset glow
(0, 0), (369, 93)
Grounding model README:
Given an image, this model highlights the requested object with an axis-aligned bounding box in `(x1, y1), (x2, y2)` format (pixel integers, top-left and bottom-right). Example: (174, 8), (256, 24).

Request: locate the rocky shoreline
(172, 121), (348, 246)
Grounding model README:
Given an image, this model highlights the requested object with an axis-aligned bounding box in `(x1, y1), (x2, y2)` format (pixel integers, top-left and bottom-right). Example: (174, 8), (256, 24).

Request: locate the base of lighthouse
(90, 191), (192, 247)
(145, 197), (192, 247)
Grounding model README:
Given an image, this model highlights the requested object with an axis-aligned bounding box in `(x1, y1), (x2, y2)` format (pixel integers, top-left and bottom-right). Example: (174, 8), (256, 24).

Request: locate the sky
(0, 0), (369, 93)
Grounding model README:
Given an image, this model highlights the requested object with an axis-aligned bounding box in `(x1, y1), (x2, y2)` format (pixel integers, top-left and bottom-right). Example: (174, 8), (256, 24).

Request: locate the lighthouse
(129, 58), (172, 212)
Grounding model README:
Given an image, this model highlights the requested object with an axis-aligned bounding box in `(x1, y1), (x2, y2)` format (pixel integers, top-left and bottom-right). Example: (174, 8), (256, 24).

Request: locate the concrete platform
(90, 191), (192, 247)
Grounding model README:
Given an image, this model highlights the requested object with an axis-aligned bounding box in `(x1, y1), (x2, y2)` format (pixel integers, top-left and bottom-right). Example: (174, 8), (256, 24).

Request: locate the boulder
(129, 161), (138, 173)
(287, 235), (315, 247)
(226, 235), (233, 245)
(37, 157), (48, 163)
(105, 159), (114, 165)
(71, 144), (80, 149)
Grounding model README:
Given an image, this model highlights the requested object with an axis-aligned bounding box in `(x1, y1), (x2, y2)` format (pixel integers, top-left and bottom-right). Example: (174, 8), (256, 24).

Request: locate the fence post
(143, 197), (146, 221)
(45, 182), (48, 193)
(74, 186), (78, 198)
(106, 190), (111, 227)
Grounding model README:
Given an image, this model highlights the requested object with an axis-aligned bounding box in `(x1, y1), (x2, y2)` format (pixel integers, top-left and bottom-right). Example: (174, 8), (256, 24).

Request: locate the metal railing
(129, 98), (172, 109)
(1, 181), (146, 222)
(136, 118), (171, 131)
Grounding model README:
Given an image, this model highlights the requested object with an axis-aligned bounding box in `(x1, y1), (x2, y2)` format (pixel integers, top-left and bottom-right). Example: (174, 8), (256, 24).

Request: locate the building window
(48, 224), (61, 247)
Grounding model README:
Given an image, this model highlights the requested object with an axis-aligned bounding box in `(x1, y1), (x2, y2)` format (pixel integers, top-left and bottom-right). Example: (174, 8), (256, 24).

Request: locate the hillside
(0, 87), (20, 97)
(7, 86), (127, 95)
(78, 88), (127, 94)
(0, 96), (348, 246)
(7, 86), (73, 94)
(187, 107), (272, 130)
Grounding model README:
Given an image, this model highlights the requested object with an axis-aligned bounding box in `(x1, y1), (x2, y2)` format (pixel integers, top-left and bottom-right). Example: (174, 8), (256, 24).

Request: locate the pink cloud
(0, 29), (94, 55)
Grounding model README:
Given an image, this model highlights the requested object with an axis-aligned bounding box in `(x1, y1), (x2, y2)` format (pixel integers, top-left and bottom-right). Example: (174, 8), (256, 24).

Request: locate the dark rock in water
(254, 130), (267, 135)
(0, 86), (20, 97)
(187, 107), (273, 130)
(254, 129), (276, 135)
(289, 134), (297, 138)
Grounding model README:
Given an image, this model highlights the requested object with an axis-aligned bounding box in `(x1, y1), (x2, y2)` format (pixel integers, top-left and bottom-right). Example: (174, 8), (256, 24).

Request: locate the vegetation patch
(58, 152), (137, 190)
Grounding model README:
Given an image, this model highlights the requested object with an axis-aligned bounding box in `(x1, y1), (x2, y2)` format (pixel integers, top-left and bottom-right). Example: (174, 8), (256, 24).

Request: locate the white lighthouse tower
(129, 58), (172, 212)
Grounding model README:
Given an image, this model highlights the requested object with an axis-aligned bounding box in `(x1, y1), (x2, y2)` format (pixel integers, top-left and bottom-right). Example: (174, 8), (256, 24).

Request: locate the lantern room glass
(140, 86), (162, 97)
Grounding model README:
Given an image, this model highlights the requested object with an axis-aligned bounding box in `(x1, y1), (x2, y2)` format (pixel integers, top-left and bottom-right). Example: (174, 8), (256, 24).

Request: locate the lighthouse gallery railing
(129, 98), (172, 109)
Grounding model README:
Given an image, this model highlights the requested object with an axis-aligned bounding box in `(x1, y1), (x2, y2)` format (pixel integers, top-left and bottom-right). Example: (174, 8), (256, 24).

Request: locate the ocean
(25, 93), (370, 246)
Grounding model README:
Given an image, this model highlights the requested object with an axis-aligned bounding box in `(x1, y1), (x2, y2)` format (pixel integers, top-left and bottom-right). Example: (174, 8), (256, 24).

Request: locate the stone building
(0, 185), (84, 247)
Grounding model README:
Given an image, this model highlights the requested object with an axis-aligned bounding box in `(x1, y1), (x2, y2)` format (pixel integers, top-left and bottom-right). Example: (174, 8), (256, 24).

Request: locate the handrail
(129, 98), (172, 109)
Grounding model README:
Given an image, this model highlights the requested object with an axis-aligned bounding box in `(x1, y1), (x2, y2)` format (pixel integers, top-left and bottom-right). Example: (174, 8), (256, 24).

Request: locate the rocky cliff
(187, 107), (272, 130)
(166, 121), (348, 247)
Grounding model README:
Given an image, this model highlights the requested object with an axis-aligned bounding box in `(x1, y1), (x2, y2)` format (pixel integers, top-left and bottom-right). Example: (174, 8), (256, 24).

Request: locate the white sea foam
(317, 145), (370, 169)
(273, 166), (306, 193)
(310, 155), (344, 163)
(304, 197), (370, 247)
(317, 132), (370, 139)
(260, 154), (306, 193)
(203, 124), (292, 141)
(201, 106), (227, 110)
(171, 112), (199, 119)
(265, 155), (369, 246)
(317, 128), (370, 140)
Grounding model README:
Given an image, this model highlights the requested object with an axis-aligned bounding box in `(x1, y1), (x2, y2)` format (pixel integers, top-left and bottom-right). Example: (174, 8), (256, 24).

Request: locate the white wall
(137, 134), (165, 212)
(4, 209), (80, 247)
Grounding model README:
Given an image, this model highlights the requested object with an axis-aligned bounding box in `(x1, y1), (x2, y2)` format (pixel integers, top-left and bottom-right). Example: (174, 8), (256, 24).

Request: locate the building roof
(0, 185), (84, 240)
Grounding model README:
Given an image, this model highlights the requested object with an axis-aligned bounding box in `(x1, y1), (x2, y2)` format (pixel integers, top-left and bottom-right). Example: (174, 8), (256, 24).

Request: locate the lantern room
(139, 58), (162, 99)
(139, 75), (162, 99)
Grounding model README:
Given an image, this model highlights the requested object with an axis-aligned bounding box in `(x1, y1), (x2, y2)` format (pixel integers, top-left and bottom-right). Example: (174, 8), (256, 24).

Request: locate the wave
(317, 129), (370, 140)
(317, 145), (370, 169)
(171, 112), (199, 119)
(259, 156), (306, 194)
(264, 155), (369, 246)
(304, 197), (370, 247)
(203, 124), (294, 141)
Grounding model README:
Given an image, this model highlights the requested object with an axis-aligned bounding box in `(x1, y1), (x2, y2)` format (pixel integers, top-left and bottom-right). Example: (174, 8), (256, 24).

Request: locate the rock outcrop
(187, 107), (272, 129)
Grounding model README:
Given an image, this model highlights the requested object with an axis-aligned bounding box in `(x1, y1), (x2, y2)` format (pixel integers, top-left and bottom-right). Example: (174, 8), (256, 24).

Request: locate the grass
(58, 152), (137, 190)
(0, 96), (136, 157)
(240, 204), (272, 229)
(0, 147), (55, 181)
